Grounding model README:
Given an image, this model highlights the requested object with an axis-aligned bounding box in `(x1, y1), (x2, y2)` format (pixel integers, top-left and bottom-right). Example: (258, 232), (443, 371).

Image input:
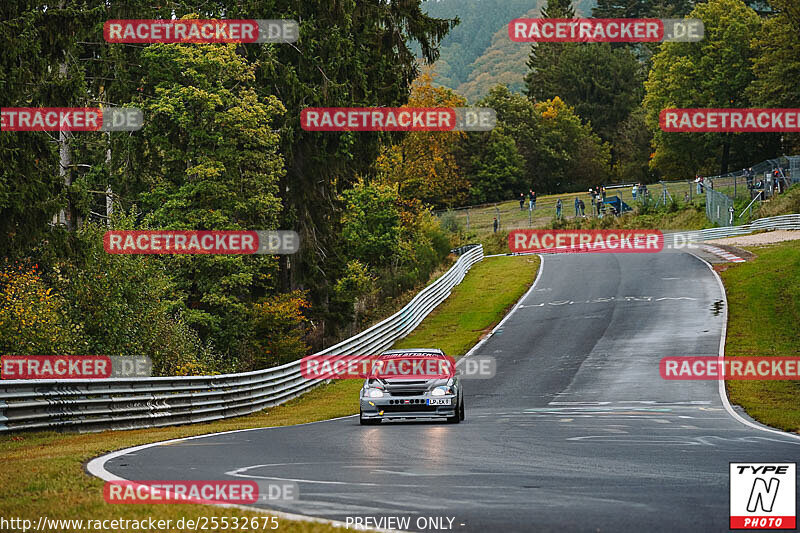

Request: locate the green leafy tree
(247, 291), (310, 368)
(643, 0), (766, 177)
(748, 3), (800, 152)
(477, 86), (542, 186)
(526, 42), (644, 145)
(341, 181), (402, 269)
(536, 97), (611, 191)
(612, 108), (656, 183)
(460, 127), (526, 204)
(120, 39), (285, 360)
(477, 86), (610, 194)
(767, 0), (800, 27)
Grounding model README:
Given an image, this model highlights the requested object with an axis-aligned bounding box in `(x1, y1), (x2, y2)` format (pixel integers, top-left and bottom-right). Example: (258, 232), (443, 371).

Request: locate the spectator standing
(493, 217), (498, 233)
(529, 190), (536, 210)
(632, 183), (638, 200)
(556, 199), (562, 219)
(578, 199), (585, 216)
(574, 197), (580, 217)
(519, 193), (525, 210)
(601, 186), (606, 201)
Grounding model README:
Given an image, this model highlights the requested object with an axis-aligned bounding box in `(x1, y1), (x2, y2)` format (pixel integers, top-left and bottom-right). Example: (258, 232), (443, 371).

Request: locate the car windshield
(369, 354), (455, 380)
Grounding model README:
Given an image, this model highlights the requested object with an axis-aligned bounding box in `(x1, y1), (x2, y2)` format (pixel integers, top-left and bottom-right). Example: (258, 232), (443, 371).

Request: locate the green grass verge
(393, 255), (540, 355)
(721, 240), (800, 433)
(0, 254), (539, 531)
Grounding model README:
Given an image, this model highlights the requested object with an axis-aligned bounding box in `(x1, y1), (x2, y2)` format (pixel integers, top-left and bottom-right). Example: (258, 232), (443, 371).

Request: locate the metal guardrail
(0, 246), (484, 433)
(663, 214), (800, 246)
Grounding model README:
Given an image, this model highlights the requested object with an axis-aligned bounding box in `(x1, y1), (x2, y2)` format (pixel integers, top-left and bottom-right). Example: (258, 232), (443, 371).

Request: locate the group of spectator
(694, 175), (712, 194)
(588, 185), (607, 216)
(519, 190), (537, 211)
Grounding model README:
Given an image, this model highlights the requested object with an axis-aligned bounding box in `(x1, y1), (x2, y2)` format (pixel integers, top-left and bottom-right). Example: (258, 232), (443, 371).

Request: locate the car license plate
(427, 398), (451, 406)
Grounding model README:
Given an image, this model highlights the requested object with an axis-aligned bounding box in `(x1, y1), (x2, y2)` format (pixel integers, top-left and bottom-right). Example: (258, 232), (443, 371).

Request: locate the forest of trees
(0, 1), (457, 374)
(425, 0), (799, 201)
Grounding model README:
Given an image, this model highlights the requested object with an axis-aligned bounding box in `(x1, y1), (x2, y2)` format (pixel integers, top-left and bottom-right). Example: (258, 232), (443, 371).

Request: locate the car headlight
(431, 386), (451, 396)
(366, 388), (384, 398)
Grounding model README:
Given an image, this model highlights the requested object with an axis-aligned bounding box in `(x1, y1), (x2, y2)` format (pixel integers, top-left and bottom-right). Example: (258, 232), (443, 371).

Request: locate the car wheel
(360, 410), (381, 425)
(447, 396), (462, 424)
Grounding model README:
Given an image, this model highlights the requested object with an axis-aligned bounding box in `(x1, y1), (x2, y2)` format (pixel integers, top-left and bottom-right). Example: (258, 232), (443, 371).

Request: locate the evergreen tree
(524, 0), (576, 103)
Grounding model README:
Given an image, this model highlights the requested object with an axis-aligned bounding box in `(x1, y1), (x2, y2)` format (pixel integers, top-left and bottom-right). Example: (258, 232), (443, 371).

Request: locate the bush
(245, 291), (310, 369)
(439, 210), (463, 233)
(3, 218), (231, 376)
(0, 264), (83, 357)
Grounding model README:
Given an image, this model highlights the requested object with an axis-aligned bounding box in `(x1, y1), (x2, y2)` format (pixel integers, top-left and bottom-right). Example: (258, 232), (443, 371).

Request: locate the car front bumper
(360, 394), (457, 420)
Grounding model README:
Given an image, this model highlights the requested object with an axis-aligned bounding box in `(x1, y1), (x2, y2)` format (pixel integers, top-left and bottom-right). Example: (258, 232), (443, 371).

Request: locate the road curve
(98, 252), (800, 532)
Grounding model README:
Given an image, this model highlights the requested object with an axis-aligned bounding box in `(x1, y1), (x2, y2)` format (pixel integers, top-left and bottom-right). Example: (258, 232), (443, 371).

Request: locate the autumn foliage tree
(376, 72), (470, 208)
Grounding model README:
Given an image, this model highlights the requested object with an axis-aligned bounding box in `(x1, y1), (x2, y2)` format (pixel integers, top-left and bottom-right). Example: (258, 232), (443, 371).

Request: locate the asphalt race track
(98, 252), (800, 532)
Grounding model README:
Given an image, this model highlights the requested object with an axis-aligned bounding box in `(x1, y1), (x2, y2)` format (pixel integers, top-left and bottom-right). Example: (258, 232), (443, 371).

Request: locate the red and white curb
(701, 245), (746, 263)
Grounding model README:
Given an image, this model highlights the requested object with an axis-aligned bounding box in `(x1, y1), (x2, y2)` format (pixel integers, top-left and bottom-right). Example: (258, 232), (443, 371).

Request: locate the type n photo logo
(730, 463), (796, 529)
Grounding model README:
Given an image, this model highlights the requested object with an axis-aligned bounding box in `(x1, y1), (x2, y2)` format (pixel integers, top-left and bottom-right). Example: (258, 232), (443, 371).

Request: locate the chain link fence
(435, 155), (800, 232)
(705, 187), (735, 227)
(701, 154), (799, 226)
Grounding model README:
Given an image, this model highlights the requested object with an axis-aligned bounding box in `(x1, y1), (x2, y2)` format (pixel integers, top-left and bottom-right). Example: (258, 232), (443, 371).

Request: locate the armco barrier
(663, 213), (800, 246)
(0, 245), (484, 433)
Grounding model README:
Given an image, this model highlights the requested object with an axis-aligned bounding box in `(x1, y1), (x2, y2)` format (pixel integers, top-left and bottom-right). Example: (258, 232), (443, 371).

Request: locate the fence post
(466, 208), (470, 232)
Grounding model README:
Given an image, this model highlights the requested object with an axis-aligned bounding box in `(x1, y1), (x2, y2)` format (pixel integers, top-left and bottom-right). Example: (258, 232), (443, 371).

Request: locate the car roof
(379, 348), (444, 358)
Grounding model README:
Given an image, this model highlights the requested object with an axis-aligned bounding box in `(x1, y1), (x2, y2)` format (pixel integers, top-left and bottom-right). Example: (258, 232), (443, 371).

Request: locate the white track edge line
(462, 254), (544, 360)
(87, 254), (547, 531)
(689, 251), (800, 442)
(85, 415), (411, 533)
